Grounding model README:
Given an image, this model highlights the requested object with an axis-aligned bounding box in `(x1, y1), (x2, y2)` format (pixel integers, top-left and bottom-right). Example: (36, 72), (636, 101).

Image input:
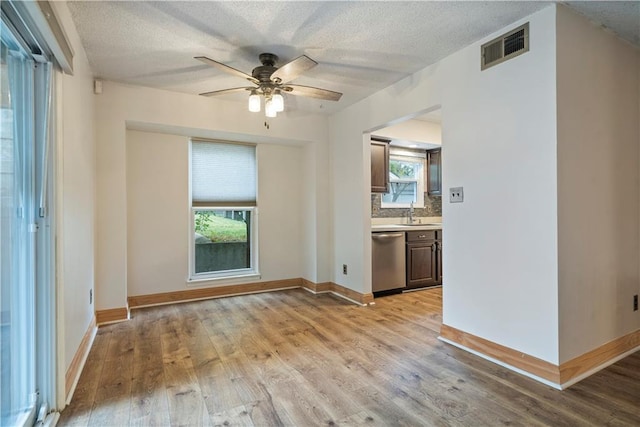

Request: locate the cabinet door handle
(418, 234), (426, 238)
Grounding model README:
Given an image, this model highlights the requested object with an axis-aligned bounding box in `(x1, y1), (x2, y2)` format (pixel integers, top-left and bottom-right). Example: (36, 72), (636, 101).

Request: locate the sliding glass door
(1, 14), (56, 427)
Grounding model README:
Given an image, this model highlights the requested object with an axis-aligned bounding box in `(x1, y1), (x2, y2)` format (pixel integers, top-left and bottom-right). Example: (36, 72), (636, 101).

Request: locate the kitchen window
(381, 149), (426, 208)
(189, 139), (259, 281)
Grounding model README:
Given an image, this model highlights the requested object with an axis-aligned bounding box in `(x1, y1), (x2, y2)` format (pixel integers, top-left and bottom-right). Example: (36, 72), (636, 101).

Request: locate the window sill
(380, 204), (425, 209)
(186, 272), (261, 287)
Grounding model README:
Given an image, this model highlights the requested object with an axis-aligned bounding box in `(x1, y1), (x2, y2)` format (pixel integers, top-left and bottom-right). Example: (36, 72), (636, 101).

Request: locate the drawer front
(406, 230), (436, 242)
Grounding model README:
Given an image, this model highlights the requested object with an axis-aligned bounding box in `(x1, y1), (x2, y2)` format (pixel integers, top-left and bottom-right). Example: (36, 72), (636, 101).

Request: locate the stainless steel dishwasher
(372, 232), (406, 292)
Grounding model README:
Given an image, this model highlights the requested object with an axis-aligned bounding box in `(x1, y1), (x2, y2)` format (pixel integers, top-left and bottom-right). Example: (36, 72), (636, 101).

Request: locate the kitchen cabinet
(371, 137), (390, 193)
(427, 148), (442, 196)
(436, 231), (443, 285)
(406, 230), (442, 288)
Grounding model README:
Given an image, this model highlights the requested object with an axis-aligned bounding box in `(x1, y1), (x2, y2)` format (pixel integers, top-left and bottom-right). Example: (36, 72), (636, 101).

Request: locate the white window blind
(191, 140), (256, 205)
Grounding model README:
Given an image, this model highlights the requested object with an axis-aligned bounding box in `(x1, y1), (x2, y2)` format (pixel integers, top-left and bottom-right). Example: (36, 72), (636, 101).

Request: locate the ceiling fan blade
(195, 56), (259, 84)
(284, 84), (343, 101)
(199, 87), (254, 97)
(271, 55), (317, 84)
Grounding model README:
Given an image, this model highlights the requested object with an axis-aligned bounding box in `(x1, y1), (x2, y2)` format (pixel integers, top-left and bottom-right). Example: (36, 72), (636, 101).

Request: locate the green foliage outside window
(194, 211), (213, 234)
(390, 160), (416, 178)
(195, 211), (247, 242)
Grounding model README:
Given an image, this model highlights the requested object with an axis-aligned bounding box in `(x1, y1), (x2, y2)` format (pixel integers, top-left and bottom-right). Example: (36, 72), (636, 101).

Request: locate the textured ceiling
(67, 1), (640, 116)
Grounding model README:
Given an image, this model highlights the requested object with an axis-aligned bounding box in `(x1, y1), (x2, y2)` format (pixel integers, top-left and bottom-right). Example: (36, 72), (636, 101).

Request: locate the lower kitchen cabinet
(437, 235), (443, 285)
(406, 230), (442, 289)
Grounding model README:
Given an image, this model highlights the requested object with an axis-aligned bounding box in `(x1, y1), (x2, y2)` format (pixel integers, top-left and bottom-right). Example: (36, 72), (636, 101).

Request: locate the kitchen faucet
(408, 201), (415, 224)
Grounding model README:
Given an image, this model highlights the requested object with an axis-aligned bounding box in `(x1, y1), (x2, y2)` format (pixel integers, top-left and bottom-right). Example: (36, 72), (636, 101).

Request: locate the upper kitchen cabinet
(371, 137), (390, 193)
(427, 148), (442, 196)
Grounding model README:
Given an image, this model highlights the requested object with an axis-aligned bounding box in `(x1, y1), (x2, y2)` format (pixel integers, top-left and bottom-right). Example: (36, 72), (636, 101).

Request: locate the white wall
(52, 2), (97, 378)
(301, 143), (319, 282)
(329, 6), (560, 362)
(301, 141), (332, 283)
(126, 130), (305, 296)
(556, 6), (640, 363)
(441, 11), (559, 363)
(126, 131), (188, 296)
(95, 83), (330, 309)
(256, 143), (304, 281)
(373, 119), (442, 145)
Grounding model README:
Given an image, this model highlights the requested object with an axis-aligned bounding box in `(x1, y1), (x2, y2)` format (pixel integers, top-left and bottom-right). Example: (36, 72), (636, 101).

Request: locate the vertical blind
(3, 42), (38, 427)
(2, 27), (55, 427)
(191, 140), (256, 205)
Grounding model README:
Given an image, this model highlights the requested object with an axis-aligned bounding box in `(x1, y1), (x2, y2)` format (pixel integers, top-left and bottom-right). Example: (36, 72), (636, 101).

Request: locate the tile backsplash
(371, 193), (442, 218)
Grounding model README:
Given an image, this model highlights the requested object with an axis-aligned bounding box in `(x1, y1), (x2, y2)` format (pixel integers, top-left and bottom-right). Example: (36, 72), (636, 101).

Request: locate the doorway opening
(368, 107), (444, 306)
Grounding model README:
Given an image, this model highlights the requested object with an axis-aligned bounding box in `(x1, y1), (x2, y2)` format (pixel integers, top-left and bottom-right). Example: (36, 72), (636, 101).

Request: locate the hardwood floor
(59, 288), (640, 426)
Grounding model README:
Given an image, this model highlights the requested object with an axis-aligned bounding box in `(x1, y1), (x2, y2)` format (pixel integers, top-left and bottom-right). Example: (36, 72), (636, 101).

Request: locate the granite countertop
(371, 223), (442, 232)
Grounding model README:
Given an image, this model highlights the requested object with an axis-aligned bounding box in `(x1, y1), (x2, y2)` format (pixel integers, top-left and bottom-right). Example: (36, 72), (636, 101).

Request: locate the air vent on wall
(481, 23), (529, 70)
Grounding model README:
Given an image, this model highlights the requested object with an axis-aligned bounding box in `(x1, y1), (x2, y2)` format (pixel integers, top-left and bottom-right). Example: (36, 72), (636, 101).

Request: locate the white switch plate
(450, 187), (464, 203)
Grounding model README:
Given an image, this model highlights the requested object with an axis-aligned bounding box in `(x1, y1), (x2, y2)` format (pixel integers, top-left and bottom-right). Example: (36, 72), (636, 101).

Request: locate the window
(189, 140), (258, 281)
(193, 208), (254, 275)
(1, 16), (56, 427)
(381, 150), (426, 208)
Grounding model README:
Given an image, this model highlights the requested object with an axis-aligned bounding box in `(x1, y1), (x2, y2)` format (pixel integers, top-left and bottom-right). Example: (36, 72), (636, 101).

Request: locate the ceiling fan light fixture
(272, 91), (284, 112)
(197, 52), (343, 116)
(248, 90), (261, 112)
(265, 98), (277, 117)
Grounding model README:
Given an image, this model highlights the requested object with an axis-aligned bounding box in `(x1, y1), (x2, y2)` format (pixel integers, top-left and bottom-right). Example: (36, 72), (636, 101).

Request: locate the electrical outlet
(449, 187), (464, 203)
(343, 264), (348, 275)
(89, 289), (93, 305)
(634, 294), (638, 311)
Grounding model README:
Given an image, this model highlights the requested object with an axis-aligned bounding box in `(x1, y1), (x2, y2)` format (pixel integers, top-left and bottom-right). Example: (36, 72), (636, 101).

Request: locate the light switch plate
(450, 187), (464, 203)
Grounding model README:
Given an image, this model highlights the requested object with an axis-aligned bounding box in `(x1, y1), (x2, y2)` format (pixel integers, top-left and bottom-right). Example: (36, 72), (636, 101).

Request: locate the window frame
(187, 138), (260, 284)
(188, 206), (260, 283)
(381, 151), (426, 209)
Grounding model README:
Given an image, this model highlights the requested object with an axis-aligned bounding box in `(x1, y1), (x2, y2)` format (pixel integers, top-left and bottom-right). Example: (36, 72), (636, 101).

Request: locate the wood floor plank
(60, 287), (640, 427)
(223, 358), (294, 426)
(130, 326), (171, 427)
(430, 341), (622, 426)
(160, 330), (213, 426)
(85, 328), (133, 425)
(86, 396), (132, 427)
(349, 385), (436, 427)
(57, 328), (111, 426)
(268, 378), (337, 426)
(209, 403), (255, 426)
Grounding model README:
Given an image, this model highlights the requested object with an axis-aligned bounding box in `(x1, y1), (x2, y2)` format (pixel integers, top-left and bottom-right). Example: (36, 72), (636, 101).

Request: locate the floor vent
(481, 23), (529, 70)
